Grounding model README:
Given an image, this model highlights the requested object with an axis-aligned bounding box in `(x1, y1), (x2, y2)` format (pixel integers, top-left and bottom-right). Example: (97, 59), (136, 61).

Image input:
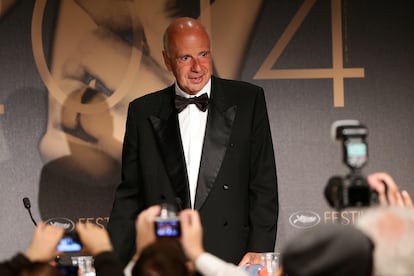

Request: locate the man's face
(163, 28), (212, 95)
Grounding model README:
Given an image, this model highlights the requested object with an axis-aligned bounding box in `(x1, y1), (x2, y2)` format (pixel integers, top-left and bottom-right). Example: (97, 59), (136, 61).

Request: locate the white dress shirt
(175, 79), (211, 209)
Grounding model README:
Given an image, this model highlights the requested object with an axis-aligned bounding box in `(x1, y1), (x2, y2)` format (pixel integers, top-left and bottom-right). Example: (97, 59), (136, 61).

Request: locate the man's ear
(162, 51), (172, 71)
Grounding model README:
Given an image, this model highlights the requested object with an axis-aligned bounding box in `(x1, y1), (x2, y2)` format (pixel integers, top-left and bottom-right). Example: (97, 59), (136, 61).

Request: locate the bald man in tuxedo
(108, 17), (278, 266)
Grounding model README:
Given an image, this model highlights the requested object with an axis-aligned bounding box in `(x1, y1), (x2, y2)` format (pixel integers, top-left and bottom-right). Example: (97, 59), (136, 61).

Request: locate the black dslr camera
(324, 120), (378, 210)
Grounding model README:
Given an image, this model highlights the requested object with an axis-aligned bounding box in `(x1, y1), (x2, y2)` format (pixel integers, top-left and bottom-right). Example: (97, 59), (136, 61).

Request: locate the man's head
(356, 206), (414, 275)
(281, 224), (374, 276)
(132, 238), (191, 276)
(162, 17), (212, 95)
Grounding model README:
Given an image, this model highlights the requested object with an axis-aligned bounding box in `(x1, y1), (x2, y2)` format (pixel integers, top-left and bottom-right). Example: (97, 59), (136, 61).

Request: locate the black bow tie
(175, 93), (209, 113)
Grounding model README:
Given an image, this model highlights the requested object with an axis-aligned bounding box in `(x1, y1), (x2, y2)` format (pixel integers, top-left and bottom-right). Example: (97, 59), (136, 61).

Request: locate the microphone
(22, 197), (37, 226)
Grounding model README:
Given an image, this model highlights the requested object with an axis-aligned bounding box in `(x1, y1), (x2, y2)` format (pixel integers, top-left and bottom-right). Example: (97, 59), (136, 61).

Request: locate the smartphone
(57, 232), (82, 252)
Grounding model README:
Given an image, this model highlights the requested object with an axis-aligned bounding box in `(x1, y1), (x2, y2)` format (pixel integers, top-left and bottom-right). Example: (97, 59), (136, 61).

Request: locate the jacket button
(223, 184), (229, 190)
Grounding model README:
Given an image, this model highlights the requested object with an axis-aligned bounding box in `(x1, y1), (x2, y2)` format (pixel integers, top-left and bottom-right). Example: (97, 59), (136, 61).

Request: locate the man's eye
(200, 52), (209, 57)
(180, 56), (190, 61)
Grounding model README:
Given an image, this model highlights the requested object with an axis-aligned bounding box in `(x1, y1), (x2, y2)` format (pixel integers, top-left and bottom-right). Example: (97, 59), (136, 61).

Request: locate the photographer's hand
(76, 222), (113, 256)
(24, 222), (64, 263)
(133, 205), (160, 260)
(179, 209), (204, 262)
(368, 172), (413, 209)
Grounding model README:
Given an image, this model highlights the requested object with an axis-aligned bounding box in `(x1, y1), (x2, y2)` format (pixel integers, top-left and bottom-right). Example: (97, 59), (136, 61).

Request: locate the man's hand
(238, 252), (262, 266)
(76, 222), (113, 256)
(368, 172), (413, 209)
(133, 205), (161, 260)
(24, 222), (65, 262)
(179, 209), (205, 262)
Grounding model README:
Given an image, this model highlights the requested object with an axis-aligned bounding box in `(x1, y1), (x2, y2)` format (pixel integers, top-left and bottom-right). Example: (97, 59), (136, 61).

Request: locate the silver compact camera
(154, 203), (181, 237)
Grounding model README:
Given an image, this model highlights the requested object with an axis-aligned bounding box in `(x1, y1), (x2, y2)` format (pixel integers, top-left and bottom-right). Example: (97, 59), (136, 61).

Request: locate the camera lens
(348, 183), (371, 207)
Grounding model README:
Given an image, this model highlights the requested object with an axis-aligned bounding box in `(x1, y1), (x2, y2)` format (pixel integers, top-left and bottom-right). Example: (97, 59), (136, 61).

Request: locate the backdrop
(0, 0), (413, 260)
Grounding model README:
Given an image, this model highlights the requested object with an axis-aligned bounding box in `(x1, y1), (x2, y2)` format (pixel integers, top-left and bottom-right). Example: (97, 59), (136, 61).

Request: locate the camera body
(154, 203), (181, 237)
(57, 231), (82, 253)
(325, 120), (378, 210)
(57, 264), (79, 276)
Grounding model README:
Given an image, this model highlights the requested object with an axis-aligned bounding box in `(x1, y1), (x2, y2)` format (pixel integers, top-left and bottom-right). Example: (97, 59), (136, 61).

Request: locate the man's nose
(191, 58), (201, 71)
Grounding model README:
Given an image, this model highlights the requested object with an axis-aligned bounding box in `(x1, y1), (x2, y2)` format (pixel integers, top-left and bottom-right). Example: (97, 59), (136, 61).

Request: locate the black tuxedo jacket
(108, 76), (278, 265)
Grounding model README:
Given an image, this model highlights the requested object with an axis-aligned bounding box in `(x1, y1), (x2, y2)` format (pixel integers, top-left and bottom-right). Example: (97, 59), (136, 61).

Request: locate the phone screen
(57, 234), (82, 252)
(154, 219), (181, 237)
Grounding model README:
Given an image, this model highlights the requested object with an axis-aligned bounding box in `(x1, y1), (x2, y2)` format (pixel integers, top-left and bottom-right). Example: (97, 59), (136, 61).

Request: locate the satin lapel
(148, 92), (190, 209)
(194, 96), (237, 210)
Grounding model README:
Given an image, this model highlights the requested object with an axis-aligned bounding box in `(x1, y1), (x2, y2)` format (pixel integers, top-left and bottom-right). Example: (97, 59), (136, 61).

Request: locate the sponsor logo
(289, 211), (321, 229)
(45, 217), (75, 232)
